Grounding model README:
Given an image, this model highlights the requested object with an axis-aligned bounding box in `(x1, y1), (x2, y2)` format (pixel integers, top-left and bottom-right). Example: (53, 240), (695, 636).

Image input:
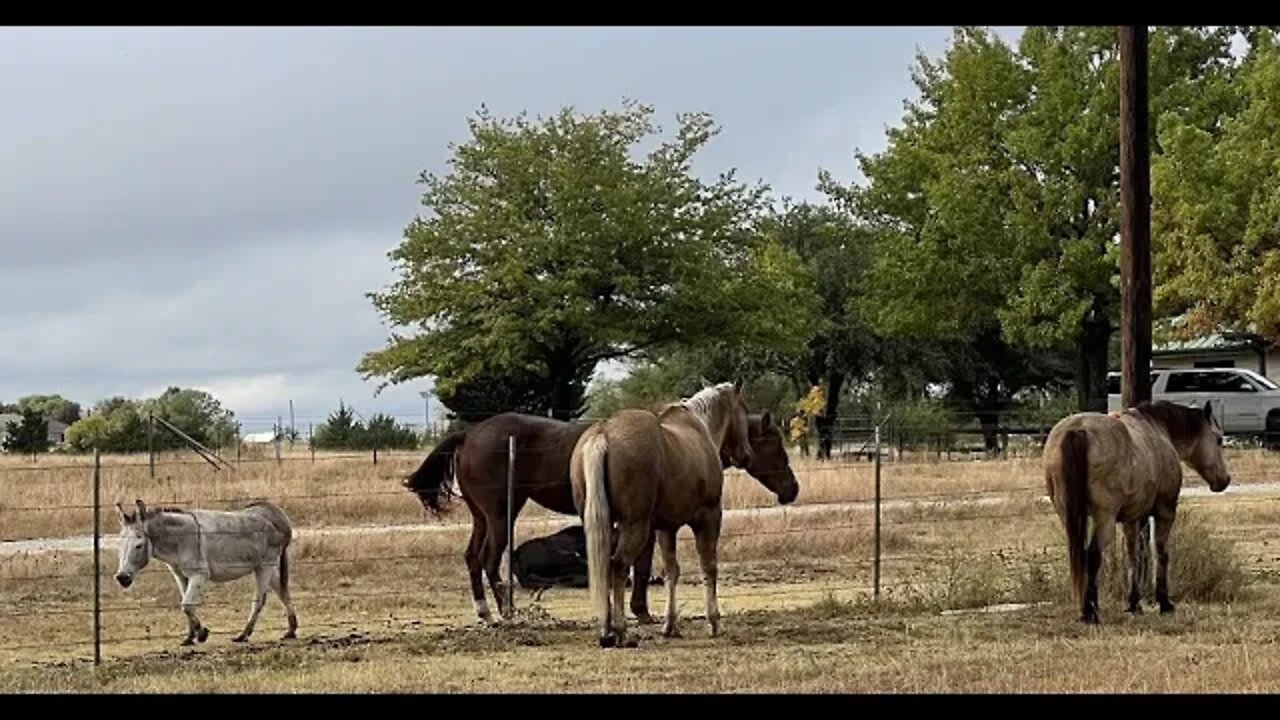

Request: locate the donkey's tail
(1060, 428), (1091, 607)
(404, 429), (468, 514)
(581, 432), (612, 641)
(279, 535), (291, 596)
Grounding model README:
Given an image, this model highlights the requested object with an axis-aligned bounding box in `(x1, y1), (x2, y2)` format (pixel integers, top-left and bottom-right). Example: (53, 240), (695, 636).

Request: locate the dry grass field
(2, 446), (1279, 692)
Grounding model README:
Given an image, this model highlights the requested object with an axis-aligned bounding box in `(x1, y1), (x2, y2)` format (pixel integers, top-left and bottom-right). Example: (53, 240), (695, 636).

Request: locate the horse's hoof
(282, 631), (297, 641)
(622, 637), (639, 649)
(1127, 604), (1143, 616)
(231, 634), (248, 643)
(662, 624), (681, 639)
(1159, 601), (1176, 614)
(180, 638), (195, 647)
(599, 634), (617, 649)
(197, 627), (210, 643)
(633, 612), (657, 625)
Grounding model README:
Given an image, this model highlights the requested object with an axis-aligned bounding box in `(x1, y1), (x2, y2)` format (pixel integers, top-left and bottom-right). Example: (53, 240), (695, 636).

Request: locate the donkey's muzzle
(115, 573), (133, 588)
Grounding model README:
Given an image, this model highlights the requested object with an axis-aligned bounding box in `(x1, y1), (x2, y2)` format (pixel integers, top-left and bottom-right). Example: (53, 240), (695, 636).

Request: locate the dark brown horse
(403, 409), (798, 624)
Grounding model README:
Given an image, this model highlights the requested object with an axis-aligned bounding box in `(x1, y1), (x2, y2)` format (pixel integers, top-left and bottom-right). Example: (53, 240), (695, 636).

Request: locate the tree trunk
(977, 411), (1001, 457)
(816, 371), (845, 461)
(1075, 308), (1112, 413)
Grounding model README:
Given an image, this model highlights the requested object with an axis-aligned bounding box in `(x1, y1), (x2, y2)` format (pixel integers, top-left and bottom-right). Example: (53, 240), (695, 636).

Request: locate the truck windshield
(1239, 369), (1279, 391)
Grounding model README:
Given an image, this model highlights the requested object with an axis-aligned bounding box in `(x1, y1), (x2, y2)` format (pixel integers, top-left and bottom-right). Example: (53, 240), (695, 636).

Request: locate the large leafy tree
(826, 26), (1240, 412)
(17, 395), (81, 426)
(359, 100), (817, 420)
(759, 200), (878, 458)
(1153, 29), (1280, 340)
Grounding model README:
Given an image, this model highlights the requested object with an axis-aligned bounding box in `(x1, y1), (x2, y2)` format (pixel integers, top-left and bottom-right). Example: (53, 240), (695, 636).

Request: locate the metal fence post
(148, 412), (155, 479)
(506, 434), (516, 614)
(873, 417), (882, 601)
(309, 423), (315, 464)
(92, 447), (102, 666)
(274, 419), (282, 468)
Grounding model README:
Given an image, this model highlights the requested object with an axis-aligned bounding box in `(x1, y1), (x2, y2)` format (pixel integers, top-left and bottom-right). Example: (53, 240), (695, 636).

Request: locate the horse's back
(1045, 410), (1181, 516)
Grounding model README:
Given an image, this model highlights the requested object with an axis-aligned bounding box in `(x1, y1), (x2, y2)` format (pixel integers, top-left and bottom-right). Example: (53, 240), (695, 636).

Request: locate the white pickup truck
(1106, 367), (1280, 447)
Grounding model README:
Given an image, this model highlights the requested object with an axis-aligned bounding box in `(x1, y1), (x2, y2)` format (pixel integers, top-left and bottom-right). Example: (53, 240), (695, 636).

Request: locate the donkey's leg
(693, 510), (724, 637)
(267, 564), (299, 640)
(180, 574), (210, 645)
(1122, 519), (1145, 615)
(1154, 509), (1177, 614)
(233, 567), (272, 643)
(463, 507), (492, 622)
(657, 529), (681, 639)
(1083, 514), (1116, 624)
(630, 530), (657, 624)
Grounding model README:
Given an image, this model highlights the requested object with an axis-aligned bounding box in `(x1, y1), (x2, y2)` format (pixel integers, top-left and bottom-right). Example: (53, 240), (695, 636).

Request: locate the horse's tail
(1060, 428), (1091, 606)
(404, 429), (468, 514)
(581, 432), (612, 638)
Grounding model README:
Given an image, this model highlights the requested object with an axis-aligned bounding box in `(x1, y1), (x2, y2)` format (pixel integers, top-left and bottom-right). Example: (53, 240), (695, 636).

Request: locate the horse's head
(1141, 400), (1231, 492)
(1187, 401), (1231, 493)
(723, 412), (799, 505)
(114, 499), (153, 589)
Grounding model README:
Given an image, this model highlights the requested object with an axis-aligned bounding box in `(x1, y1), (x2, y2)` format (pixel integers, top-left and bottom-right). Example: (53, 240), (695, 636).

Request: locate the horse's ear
(1203, 401), (1214, 420)
(135, 499), (146, 518)
(115, 502), (130, 525)
(761, 410), (773, 429)
(733, 378), (744, 394)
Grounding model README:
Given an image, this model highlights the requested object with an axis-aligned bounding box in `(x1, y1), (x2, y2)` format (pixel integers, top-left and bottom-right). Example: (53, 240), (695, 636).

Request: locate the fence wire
(1, 444), (1277, 663)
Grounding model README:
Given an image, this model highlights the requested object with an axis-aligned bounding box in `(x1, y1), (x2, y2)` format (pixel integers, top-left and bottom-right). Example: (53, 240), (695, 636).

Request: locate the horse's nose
(115, 573), (132, 588)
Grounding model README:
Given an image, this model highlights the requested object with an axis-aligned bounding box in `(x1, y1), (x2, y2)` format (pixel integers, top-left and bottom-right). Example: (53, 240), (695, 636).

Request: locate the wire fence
(1, 434), (1277, 666)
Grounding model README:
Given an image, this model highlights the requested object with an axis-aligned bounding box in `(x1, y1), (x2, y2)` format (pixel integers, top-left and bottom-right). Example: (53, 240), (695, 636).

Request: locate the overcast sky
(0, 26), (1023, 432)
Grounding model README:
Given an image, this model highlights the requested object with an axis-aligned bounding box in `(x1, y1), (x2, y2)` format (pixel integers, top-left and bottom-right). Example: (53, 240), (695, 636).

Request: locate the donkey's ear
(135, 499), (147, 518)
(115, 502), (130, 525)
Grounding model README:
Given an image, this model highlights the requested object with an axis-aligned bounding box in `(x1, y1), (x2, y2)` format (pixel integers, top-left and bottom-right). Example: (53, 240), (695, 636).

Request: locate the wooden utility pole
(1119, 25), (1154, 592)
(1119, 25), (1152, 410)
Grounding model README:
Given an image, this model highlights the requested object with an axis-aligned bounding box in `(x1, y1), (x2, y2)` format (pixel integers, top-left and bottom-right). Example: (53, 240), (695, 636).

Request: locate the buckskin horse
(402, 403), (798, 625)
(572, 381), (794, 648)
(1043, 400), (1231, 624)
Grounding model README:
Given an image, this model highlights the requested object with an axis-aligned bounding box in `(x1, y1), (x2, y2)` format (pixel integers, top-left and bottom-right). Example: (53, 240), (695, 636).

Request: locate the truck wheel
(1267, 411), (1280, 452)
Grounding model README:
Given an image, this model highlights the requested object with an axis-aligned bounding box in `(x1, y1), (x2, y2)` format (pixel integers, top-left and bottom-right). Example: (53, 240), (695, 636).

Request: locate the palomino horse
(402, 410), (799, 624)
(114, 499), (299, 645)
(571, 381), (777, 648)
(1043, 400), (1231, 624)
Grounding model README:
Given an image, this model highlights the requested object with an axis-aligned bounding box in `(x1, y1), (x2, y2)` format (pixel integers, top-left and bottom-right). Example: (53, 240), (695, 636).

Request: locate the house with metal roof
(1151, 329), (1279, 384)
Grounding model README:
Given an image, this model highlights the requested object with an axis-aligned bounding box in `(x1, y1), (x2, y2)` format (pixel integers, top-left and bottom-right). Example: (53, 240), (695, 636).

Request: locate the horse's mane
(1131, 401), (1209, 445)
(676, 383), (734, 423)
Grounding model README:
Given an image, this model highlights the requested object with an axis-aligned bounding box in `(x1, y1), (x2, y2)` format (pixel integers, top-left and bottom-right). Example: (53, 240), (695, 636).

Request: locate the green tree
(760, 200), (879, 458)
(17, 395), (81, 426)
(312, 402), (362, 450)
(358, 100), (817, 421)
(143, 387), (237, 451)
(1153, 28), (1280, 339)
(2, 408), (50, 456)
(825, 26), (1239, 412)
